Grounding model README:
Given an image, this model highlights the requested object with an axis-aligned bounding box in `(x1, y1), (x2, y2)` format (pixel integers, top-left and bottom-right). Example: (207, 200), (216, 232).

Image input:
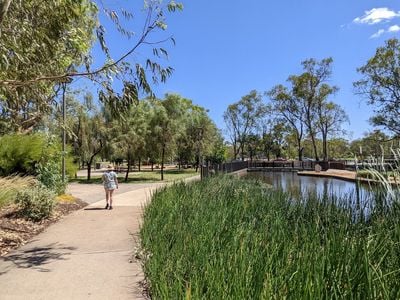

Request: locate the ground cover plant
(140, 176), (400, 299)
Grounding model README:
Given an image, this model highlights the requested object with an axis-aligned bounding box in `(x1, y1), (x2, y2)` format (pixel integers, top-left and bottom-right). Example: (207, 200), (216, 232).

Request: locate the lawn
(70, 169), (199, 184)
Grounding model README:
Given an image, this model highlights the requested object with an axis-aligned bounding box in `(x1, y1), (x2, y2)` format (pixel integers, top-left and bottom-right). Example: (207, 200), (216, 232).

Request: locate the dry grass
(0, 176), (37, 208)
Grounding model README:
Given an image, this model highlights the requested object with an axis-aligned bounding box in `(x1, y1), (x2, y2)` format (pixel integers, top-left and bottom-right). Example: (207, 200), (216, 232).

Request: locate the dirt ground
(0, 198), (87, 257)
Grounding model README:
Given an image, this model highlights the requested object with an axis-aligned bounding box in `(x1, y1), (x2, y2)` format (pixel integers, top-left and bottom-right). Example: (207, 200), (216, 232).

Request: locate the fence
(201, 161), (248, 179)
(201, 158), (400, 179)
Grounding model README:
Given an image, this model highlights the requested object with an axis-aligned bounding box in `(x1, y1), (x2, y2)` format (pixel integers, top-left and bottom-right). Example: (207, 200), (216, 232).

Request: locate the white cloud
(354, 8), (400, 25)
(370, 29), (385, 39)
(388, 25), (400, 32)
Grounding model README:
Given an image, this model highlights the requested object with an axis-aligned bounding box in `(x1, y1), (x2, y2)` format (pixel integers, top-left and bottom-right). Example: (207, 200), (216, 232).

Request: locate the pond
(246, 171), (394, 214)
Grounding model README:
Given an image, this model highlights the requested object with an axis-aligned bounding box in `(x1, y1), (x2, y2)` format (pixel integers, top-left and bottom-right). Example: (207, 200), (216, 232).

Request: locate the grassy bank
(140, 176), (400, 299)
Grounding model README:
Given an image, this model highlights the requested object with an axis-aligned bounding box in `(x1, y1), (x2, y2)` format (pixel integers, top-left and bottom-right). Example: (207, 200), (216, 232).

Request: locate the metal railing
(201, 161), (248, 179)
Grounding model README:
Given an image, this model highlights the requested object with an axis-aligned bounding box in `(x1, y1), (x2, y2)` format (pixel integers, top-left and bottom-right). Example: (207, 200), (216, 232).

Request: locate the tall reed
(140, 176), (400, 299)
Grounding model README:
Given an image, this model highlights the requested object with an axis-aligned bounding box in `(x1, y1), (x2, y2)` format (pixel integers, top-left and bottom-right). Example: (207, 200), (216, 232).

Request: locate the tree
(267, 85), (305, 160)
(328, 138), (351, 159)
(67, 95), (106, 180)
(354, 38), (400, 136)
(349, 130), (395, 159)
(111, 100), (150, 181)
(148, 94), (184, 180)
(223, 90), (266, 161)
(316, 101), (349, 161)
(291, 58), (338, 161)
(0, 0), (183, 130)
(0, 0), (97, 132)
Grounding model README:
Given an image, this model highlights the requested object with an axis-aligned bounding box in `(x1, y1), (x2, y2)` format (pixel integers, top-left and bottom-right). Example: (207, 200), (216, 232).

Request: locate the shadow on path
(1, 243), (76, 274)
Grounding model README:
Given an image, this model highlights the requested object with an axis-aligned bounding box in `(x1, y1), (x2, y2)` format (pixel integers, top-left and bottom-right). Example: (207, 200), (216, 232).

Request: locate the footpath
(0, 177), (198, 300)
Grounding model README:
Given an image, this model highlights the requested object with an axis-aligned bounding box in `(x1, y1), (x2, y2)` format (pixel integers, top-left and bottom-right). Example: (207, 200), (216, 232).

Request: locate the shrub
(0, 133), (78, 194)
(0, 134), (45, 175)
(15, 186), (55, 221)
(37, 160), (67, 195)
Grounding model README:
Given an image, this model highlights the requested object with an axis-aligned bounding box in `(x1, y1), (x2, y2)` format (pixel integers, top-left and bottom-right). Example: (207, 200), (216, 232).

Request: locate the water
(247, 171), (382, 214)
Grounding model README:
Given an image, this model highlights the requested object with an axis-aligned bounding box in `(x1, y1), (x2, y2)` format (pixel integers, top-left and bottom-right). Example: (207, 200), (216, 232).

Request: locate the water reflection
(247, 171), (376, 211)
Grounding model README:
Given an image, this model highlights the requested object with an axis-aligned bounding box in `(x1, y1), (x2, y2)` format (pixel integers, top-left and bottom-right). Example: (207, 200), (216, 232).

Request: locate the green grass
(140, 176), (400, 299)
(70, 169), (198, 184)
(0, 175), (37, 208)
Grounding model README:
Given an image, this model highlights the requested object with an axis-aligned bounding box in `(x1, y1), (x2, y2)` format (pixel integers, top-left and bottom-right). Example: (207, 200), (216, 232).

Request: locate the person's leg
(105, 189), (110, 209)
(109, 189), (114, 209)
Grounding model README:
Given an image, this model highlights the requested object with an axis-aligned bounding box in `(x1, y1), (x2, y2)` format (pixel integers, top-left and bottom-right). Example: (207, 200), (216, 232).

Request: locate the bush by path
(140, 176), (400, 299)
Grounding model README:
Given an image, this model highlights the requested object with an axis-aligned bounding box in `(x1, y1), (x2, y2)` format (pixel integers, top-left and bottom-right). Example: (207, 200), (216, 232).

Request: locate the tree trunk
(86, 161), (92, 181)
(151, 163), (154, 171)
(310, 133), (319, 161)
(322, 132), (328, 161)
(161, 144), (165, 181)
(297, 138), (303, 161)
(125, 156), (130, 182)
(138, 157), (141, 172)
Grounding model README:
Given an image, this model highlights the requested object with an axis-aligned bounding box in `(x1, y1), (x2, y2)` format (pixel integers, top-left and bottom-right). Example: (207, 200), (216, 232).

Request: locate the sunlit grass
(56, 194), (77, 202)
(0, 175), (37, 208)
(140, 176), (400, 299)
(71, 169), (198, 184)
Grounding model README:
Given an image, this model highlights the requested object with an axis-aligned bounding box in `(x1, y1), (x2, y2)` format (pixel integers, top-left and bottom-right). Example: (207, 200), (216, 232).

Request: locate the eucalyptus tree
(316, 101), (349, 161)
(291, 58), (338, 161)
(205, 129), (226, 164)
(349, 130), (396, 159)
(354, 38), (400, 136)
(0, 0), (183, 130)
(111, 100), (151, 181)
(0, 0), (96, 132)
(267, 85), (305, 160)
(148, 94), (185, 180)
(180, 104), (219, 170)
(63, 93), (106, 180)
(223, 90), (266, 161)
(193, 111), (221, 171)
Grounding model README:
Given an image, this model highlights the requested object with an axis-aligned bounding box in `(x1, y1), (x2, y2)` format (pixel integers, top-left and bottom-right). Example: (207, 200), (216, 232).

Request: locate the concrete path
(0, 178), (196, 300)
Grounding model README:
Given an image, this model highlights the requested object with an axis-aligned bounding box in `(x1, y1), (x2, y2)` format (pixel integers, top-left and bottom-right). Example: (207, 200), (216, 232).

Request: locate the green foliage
(15, 185), (55, 221)
(355, 38), (400, 136)
(0, 133), (77, 193)
(36, 160), (67, 195)
(0, 0), (97, 132)
(0, 134), (46, 175)
(141, 176), (400, 299)
(223, 90), (266, 160)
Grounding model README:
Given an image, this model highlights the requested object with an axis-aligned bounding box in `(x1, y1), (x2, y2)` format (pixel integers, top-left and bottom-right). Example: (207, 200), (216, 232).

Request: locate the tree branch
(0, 7), (165, 87)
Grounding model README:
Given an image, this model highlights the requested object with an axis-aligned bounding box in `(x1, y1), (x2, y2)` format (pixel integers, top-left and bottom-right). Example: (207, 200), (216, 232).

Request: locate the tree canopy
(354, 38), (400, 136)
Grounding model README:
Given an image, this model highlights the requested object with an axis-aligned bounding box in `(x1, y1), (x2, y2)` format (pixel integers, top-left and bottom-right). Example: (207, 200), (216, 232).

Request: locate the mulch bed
(0, 198), (87, 257)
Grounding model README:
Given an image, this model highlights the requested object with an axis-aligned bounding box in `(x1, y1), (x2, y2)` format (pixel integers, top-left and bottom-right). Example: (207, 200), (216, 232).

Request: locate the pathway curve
(0, 177), (198, 299)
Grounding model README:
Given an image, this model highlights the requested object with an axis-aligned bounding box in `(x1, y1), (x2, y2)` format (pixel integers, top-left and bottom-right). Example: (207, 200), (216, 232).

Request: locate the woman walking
(102, 164), (118, 210)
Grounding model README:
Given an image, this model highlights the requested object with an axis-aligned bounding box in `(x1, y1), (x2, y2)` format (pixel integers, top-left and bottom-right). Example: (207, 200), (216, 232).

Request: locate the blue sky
(88, 1), (400, 140)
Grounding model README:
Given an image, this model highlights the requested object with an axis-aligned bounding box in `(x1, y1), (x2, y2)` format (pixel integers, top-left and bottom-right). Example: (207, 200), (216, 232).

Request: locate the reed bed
(140, 176), (400, 299)
(0, 175), (37, 208)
